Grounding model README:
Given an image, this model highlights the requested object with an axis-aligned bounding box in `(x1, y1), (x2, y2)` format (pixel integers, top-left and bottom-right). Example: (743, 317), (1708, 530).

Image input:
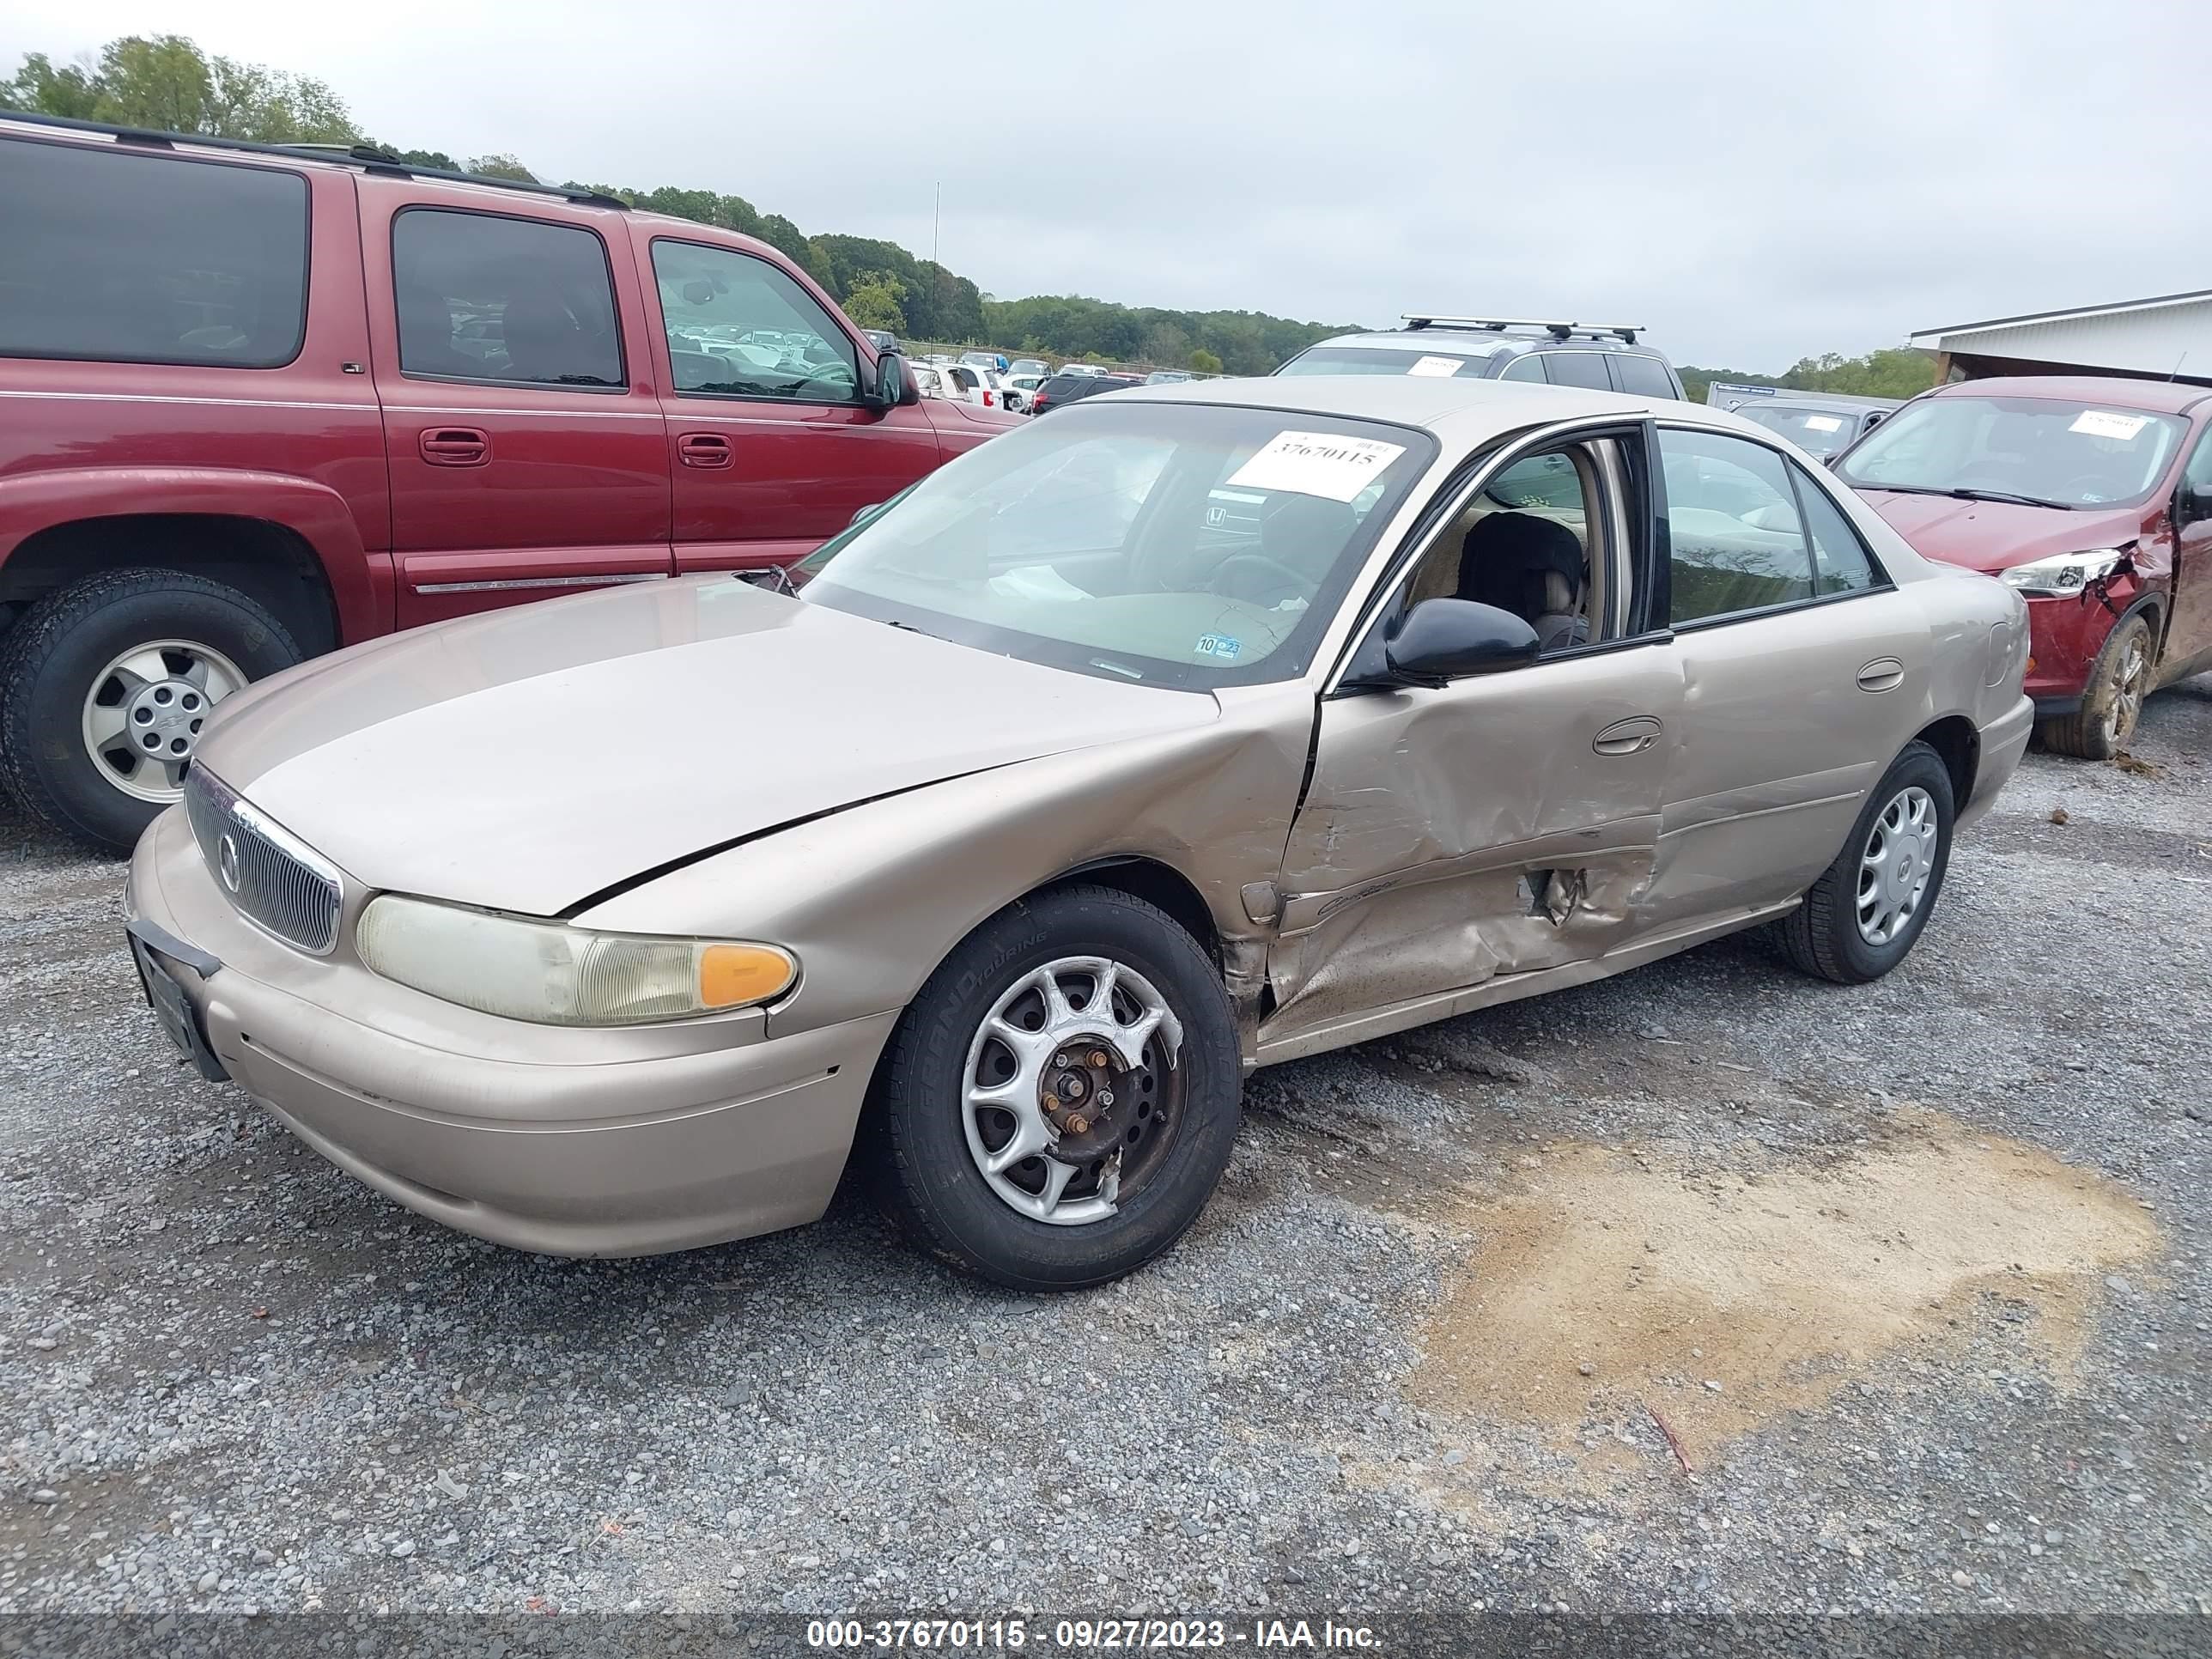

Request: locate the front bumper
(125, 806), (897, 1257)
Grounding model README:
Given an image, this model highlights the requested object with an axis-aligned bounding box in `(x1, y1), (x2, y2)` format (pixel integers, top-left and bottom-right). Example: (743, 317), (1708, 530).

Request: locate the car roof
(1925, 374), (2212, 416)
(1092, 371), (1723, 445)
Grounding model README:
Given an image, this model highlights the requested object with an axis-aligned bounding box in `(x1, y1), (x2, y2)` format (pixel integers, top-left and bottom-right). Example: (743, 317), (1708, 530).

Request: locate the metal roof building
(1911, 289), (2212, 386)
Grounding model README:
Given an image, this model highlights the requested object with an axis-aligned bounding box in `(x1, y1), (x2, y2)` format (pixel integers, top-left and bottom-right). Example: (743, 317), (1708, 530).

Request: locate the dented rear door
(1263, 642), (1685, 1054)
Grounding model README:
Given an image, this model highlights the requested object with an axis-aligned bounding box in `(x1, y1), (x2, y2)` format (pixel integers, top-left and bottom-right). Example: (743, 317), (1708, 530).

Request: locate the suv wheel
(2038, 609), (2154, 760)
(0, 568), (301, 854)
(866, 884), (1241, 1290)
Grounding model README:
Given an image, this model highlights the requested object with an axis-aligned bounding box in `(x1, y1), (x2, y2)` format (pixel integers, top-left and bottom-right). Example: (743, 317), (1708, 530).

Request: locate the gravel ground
(1, 680), (2207, 1625)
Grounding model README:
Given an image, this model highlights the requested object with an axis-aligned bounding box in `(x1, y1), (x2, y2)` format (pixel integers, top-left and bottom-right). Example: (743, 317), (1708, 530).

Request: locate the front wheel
(866, 884), (1242, 1290)
(2038, 609), (2154, 760)
(1773, 739), (1955, 985)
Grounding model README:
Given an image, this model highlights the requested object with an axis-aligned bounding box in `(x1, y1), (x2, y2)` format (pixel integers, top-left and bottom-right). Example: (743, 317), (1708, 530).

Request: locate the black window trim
(1652, 420), (1899, 634)
(0, 133), (313, 373)
(391, 204), (629, 393)
(649, 235), (864, 410)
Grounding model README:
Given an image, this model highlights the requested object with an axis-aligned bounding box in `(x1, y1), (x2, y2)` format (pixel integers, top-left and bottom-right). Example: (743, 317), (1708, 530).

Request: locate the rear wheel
(866, 884), (1241, 1290)
(2038, 610), (2154, 760)
(0, 568), (301, 854)
(1774, 739), (1955, 985)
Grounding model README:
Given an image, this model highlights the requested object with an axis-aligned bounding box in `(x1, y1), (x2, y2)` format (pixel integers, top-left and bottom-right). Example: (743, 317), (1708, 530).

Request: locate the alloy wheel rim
(2106, 635), (2148, 746)
(79, 639), (247, 804)
(1856, 785), (1938, 946)
(962, 955), (1185, 1225)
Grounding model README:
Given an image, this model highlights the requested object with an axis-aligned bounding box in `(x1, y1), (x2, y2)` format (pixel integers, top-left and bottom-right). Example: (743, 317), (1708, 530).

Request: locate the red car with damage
(0, 113), (1014, 853)
(1834, 375), (2212, 757)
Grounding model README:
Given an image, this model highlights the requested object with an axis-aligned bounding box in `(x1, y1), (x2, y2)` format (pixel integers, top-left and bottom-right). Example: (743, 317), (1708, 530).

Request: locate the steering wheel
(1204, 551), (1311, 606)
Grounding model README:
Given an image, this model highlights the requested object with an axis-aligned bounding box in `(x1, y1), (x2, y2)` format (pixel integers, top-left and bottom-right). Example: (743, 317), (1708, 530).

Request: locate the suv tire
(2037, 609), (2154, 761)
(0, 568), (301, 855)
(866, 884), (1241, 1291)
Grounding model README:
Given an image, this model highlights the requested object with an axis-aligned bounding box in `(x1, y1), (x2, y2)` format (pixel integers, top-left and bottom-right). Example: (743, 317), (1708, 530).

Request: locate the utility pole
(933, 181), (941, 268)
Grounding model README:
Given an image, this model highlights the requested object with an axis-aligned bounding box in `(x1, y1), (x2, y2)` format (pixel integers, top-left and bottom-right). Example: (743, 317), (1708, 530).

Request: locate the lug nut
(1066, 1115), (1089, 1135)
(1098, 1090), (1114, 1107)
(1088, 1049), (1109, 1068)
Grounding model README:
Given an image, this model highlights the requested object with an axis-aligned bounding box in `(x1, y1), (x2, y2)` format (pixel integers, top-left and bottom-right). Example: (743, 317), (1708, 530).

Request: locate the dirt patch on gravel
(1409, 1109), (2162, 1464)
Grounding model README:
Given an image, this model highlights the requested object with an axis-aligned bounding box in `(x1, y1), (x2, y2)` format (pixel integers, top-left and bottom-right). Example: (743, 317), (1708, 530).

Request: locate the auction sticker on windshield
(1804, 414), (1844, 433)
(1228, 431), (1407, 502)
(1407, 355), (1465, 377)
(2071, 410), (2151, 441)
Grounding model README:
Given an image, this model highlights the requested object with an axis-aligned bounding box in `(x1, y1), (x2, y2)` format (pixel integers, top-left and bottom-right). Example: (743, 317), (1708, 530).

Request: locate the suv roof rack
(0, 109), (630, 210)
(1401, 313), (1643, 345)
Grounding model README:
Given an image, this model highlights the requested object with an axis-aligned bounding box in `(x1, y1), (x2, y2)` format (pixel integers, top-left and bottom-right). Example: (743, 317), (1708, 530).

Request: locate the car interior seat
(1456, 511), (1590, 650)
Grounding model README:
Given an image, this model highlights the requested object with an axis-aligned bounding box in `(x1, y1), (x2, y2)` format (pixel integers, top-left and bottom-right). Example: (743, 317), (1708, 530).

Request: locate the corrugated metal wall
(1931, 300), (2212, 379)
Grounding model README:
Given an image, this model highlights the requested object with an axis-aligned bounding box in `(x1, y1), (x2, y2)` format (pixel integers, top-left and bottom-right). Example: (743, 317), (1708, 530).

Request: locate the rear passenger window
(1610, 354), (1678, 398)
(392, 210), (624, 388)
(1540, 352), (1613, 390)
(1657, 428), (1815, 623)
(1791, 464), (1882, 594)
(0, 141), (307, 368)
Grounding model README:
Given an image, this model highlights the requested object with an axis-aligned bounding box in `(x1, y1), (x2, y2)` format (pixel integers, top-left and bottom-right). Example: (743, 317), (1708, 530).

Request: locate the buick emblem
(217, 832), (241, 893)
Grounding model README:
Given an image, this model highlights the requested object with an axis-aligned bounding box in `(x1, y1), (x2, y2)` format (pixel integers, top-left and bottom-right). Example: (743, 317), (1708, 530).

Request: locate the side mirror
(2182, 480), (2212, 524)
(869, 349), (920, 408)
(1382, 599), (1540, 685)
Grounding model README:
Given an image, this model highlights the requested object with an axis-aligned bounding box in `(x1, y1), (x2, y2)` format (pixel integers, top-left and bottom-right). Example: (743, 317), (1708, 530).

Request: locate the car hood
(1853, 489), (2143, 574)
(195, 577), (1215, 916)
(930, 398), (1023, 432)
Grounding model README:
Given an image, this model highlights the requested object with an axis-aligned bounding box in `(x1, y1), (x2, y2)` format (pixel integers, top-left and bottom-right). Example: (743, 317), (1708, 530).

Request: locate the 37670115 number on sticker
(1227, 430), (1407, 503)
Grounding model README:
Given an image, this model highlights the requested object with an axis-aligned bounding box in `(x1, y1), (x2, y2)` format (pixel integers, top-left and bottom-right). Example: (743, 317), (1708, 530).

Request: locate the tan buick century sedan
(125, 374), (2033, 1288)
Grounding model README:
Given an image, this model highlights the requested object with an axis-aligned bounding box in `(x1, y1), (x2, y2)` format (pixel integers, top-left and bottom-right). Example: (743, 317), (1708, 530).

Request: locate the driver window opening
(1401, 441), (1610, 653)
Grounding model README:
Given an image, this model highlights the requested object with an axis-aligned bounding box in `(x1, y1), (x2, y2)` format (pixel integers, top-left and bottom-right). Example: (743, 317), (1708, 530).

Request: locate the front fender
(0, 466), (387, 642)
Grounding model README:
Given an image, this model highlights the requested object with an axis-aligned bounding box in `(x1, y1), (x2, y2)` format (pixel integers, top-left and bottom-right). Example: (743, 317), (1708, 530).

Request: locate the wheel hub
(122, 678), (210, 767)
(1042, 1040), (1139, 1162)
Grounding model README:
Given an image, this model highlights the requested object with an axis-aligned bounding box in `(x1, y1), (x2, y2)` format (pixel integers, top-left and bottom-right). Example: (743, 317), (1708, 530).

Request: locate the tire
(866, 884), (1242, 1291)
(0, 568), (301, 855)
(1774, 739), (1955, 985)
(2036, 609), (2154, 760)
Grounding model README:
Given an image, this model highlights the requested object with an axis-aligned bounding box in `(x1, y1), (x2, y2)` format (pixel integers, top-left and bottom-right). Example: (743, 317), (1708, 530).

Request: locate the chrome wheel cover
(962, 955), (1184, 1226)
(80, 640), (247, 804)
(1856, 785), (1938, 945)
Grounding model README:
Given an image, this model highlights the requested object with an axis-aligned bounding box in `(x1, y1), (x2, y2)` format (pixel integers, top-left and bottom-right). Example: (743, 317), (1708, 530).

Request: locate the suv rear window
(1610, 353), (1679, 398)
(0, 140), (309, 369)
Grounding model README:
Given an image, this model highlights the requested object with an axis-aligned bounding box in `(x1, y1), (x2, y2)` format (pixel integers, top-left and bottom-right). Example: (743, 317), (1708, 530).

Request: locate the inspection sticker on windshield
(2070, 410), (2150, 441)
(1194, 634), (1242, 660)
(1803, 414), (1844, 433)
(1406, 355), (1464, 378)
(1227, 431), (1407, 502)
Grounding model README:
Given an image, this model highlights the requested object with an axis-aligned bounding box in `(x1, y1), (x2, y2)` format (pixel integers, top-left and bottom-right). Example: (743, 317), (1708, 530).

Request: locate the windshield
(799, 401), (1435, 688)
(1736, 404), (1863, 457)
(1837, 394), (2185, 507)
(1277, 344), (1498, 379)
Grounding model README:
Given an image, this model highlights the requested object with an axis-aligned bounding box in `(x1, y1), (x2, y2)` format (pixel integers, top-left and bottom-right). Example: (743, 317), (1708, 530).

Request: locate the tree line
(5, 34), (1936, 387)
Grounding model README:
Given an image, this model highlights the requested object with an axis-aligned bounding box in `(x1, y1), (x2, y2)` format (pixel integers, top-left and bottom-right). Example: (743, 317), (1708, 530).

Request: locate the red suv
(0, 114), (1014, 852)
(1835, 376), (2212, 757)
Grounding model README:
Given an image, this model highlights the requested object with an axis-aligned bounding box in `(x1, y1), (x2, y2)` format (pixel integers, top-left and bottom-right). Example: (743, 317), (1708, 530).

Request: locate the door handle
(1592, 714), (1663, 756)
(678, 432), (734, 469)
(1856, 657), (1905, 693)
(419, 427), (489, 466)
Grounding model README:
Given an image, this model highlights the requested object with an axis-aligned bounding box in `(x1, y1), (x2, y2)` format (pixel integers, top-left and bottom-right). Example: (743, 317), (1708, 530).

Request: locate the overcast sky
(9, 0), (2207, 370)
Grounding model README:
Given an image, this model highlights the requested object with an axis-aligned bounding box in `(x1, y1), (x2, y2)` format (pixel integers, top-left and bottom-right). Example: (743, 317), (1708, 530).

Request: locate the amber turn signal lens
(698, 944), (797, 1008)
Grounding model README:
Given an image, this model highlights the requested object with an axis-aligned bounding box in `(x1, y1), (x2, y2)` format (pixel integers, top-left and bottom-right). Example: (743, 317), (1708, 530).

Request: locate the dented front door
(1262, 645), (1685, 1054)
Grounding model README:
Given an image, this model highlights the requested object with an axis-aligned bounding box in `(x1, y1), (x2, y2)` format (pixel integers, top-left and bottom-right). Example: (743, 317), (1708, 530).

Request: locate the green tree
(842, 271), (908, 334)
(1190, 347), (1223, 374)
(468, 153), (535, 181)
(3, 52), (101, 118)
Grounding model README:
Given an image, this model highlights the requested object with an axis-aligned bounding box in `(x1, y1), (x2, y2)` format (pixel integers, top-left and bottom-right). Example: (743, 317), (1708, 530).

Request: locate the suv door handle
(1856, 657), (1905, 693)
(1592, 714), (1663, 756)
(419, 427), (489, 466)
(678, 432), (734, 469)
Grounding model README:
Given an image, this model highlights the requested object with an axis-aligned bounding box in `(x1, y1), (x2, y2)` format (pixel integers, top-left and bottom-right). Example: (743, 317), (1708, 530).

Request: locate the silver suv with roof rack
(1275, 313), (1686, 400)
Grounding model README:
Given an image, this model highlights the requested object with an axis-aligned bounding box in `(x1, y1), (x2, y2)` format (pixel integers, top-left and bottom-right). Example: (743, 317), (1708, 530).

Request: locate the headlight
(356, 896), (795, 1025)
(1996, 549), (2124, 598)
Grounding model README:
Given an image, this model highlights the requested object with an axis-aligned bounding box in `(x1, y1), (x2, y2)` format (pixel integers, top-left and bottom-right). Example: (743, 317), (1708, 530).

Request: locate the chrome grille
(184, 765), (343, 955)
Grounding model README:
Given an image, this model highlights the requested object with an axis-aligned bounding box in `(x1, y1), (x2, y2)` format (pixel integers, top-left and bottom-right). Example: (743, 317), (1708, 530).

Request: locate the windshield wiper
(1856, 483), (2066, 509)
